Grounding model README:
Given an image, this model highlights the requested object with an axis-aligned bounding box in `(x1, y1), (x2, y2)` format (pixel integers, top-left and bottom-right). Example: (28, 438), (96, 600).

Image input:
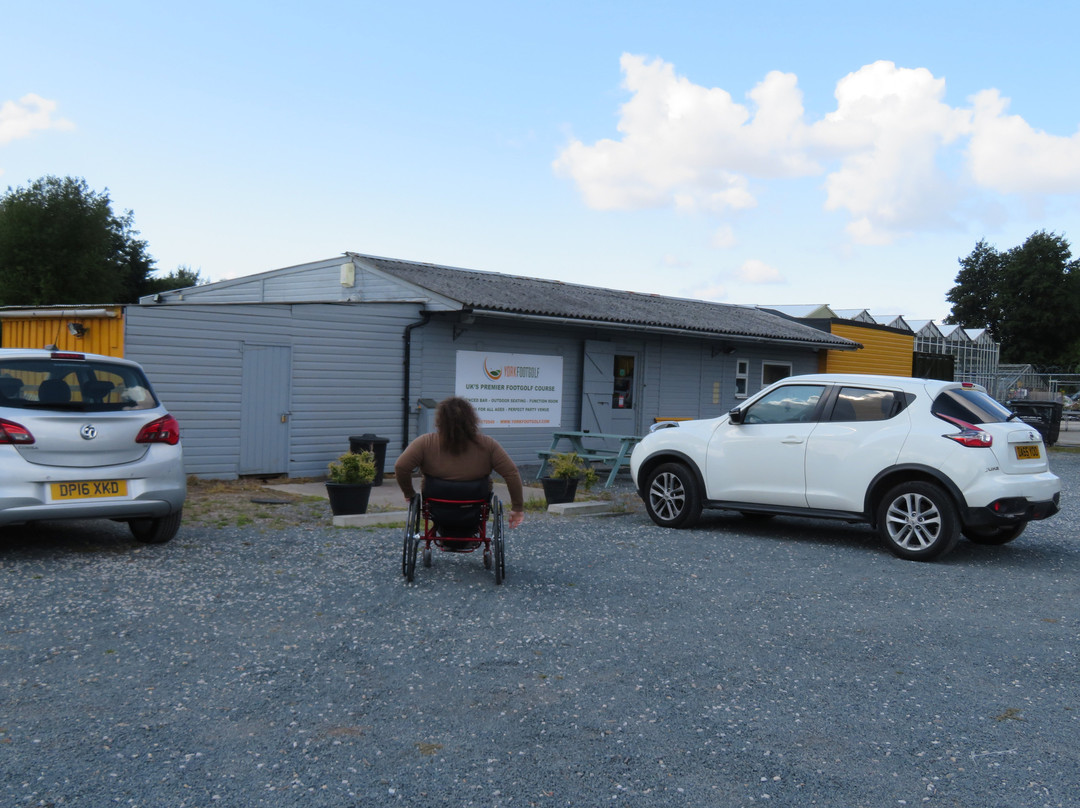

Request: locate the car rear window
(829, 387), (912, 422)
(0, 358), (159, 412)
(931, 387), (1013, 424)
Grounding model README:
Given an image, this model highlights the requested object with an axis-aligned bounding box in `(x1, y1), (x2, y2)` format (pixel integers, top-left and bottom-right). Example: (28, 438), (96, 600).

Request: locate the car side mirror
(728, 407), (744, 425)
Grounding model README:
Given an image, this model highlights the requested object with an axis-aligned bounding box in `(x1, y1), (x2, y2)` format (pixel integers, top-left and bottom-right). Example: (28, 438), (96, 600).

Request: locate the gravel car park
(1, 451), (1078, 807)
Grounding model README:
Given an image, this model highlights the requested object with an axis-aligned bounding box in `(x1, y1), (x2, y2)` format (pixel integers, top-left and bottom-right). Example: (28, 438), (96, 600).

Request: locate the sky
(4, 1), (1080, 323)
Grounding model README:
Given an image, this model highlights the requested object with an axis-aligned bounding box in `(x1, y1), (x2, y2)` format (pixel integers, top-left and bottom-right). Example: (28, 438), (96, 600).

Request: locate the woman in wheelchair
(394, 396), (525, 538)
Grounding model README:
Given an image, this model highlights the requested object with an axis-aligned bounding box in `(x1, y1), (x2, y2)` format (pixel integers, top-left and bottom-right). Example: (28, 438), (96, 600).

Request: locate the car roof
(0, 348), (141, 368)
(778, 373), (966, 394)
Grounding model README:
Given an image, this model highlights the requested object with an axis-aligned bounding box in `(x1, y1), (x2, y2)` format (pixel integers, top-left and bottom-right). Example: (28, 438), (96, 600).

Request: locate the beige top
(394, 432), (525, 511)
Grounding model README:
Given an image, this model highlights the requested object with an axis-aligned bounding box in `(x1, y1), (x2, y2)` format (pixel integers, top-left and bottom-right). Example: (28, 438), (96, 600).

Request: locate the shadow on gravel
(678, 509), (1074, 568)
(0, 519), (144, 556)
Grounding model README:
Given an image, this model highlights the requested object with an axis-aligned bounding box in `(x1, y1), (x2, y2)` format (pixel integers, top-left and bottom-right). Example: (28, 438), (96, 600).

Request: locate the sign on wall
(455, 351), (563, 428)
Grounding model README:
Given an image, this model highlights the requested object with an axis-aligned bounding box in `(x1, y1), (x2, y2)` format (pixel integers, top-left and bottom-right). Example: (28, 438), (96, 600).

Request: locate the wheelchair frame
(401, 488), (505, 584)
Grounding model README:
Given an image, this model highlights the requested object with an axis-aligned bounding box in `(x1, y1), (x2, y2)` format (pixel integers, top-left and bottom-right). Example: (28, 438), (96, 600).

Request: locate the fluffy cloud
(555, 56), (1080, 245)
(967, 88), (1080, 194)
(736, 259), (784, 284)
(553, 54), (817, 214)
(0, 94), (74, 146)
(810, 61), (971, 243)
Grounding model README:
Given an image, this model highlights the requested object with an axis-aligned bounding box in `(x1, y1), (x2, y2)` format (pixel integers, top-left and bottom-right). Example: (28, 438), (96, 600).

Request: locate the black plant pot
(541, 477), (578, 505)
(325, 482), (372, 515)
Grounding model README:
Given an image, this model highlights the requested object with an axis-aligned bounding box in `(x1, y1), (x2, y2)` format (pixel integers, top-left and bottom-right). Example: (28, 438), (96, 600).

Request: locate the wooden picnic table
(535, 431), (642, 488)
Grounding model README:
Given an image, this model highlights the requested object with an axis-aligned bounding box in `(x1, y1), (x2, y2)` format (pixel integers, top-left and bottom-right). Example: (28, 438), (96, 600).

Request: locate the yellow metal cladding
(821, 322), (913, 376)
(1, 309), (125, 357)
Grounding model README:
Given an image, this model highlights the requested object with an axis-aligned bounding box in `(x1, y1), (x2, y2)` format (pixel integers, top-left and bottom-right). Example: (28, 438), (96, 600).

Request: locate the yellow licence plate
(1015, 445), (1041, 460)
(51, 480), (128, 500)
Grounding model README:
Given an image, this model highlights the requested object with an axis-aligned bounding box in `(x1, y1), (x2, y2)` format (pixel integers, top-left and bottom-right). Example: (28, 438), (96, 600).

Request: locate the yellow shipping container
(0, 307), (125, 357)
(820, 321), (913, 376)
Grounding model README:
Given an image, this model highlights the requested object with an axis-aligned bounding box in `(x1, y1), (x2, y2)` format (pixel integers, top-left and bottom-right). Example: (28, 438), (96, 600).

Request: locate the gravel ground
(2, 454), (1079, 807)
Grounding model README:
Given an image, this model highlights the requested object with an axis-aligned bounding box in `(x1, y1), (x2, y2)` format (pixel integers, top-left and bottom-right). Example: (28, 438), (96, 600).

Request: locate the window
(0, 358), (158, 412)
(931, 388), (1013, 425)
(761, 362), (791, 386)
(743, 385), (825, 425)
(735, 359), (749, 397)
(612, 355), (634, 410)
(829, 387), (909, 422)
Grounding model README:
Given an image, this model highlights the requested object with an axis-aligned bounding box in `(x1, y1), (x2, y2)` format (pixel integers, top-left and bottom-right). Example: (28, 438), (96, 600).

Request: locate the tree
(943, 239), (1002, 334)
(945, 231), (1080, 366)
(0, 175), (155, 305)
(144, 265), (208, 295)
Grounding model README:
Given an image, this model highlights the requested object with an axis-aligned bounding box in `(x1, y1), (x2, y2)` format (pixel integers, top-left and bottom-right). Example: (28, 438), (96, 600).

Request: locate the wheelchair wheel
(402, 495), (421, 581)
(492, 496), (506, 585)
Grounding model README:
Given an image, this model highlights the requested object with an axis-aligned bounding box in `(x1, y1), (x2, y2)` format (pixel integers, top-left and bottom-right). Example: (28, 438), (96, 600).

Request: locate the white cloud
(555, 55), (1080, 248)
(687, 280), (727, 301)
(0, 94), (74, 146)
(711, 224), (736, 248)
(553, 54), (816, 214)
(967, 88), (1080, 194)
(810, 61), (971, 243)
(736, 259), (784, 284)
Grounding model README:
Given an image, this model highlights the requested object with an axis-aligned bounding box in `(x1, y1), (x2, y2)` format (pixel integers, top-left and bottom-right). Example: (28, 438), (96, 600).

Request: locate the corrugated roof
(356, 254), (856, 349)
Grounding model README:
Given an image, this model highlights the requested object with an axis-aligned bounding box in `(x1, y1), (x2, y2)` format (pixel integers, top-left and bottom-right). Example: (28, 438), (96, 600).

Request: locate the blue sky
(4, 1), (1080, 322)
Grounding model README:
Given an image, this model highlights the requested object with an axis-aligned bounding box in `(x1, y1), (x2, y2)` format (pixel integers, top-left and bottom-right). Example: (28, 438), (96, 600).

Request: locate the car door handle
(781, 436), (805, 444)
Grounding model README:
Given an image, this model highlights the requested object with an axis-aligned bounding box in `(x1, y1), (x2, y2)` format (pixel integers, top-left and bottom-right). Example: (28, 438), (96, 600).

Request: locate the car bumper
(0, 461), (186, 527)
(964, 492), (1060, 528)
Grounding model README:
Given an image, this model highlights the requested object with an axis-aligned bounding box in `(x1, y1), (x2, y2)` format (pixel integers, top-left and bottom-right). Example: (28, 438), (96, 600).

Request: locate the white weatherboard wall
(125, 302), (419, 479)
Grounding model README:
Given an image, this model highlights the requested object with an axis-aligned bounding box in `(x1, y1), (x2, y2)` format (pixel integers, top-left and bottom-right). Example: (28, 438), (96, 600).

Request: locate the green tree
(0, 175), (155, 305)
(943, 238), (1003, 333)
(945, 231), (1080, 366)
(144, 265), (208, 295)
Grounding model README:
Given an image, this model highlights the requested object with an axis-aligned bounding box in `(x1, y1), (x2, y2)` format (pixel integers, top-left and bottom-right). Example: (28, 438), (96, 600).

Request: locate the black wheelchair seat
(423, 476), (490, 535)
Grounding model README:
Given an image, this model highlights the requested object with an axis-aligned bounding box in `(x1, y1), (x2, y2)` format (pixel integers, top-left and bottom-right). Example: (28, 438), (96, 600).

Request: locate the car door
(803, 385), (910, 512)
(705, 383), (826, 507)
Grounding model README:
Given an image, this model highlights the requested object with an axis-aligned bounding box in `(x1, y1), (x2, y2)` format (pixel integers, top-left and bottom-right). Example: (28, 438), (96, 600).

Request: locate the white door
(705, 384), (826, 507)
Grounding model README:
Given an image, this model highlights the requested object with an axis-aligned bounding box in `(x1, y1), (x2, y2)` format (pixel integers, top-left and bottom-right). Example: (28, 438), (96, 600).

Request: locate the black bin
(1006, 400), (1063, 447)
(349, 434), (390, 486)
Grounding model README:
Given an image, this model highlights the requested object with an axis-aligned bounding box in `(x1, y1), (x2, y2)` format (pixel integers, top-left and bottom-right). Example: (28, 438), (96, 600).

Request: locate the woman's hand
(508, 509), (524, 529)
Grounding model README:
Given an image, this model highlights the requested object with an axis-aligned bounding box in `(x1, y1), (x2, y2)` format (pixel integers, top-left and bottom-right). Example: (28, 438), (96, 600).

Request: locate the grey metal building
(127, 253), (857, 479)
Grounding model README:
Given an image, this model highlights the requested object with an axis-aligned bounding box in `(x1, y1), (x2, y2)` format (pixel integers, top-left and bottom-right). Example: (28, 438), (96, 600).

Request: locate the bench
(535, 431), (642, 488)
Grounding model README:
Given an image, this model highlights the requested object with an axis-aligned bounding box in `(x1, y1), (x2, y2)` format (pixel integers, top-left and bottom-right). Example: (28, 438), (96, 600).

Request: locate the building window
(612, 355), (634, 409)
(762, 362), (791, 386)
(735, 359), (749, 398)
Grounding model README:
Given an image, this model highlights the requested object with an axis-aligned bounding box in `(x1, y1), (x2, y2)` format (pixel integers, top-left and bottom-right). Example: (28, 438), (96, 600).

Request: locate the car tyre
(963, 522), (1027, 545)
(643, 462), (702, 529)
(128, 511), (182, 544)
(876, 482), (959, 561)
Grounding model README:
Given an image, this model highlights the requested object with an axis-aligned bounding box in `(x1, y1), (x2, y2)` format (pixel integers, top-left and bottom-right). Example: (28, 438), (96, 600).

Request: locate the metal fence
(965, 366), (1080, 402)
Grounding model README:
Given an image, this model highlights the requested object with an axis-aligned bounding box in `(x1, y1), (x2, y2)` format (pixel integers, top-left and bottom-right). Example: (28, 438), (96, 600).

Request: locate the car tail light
(136, 414), (181, 446)
(938, 414), (992, 447)
(0, 418), (35, 445)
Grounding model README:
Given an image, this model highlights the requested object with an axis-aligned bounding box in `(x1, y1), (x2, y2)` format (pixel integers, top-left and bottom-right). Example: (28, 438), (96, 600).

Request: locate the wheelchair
(401, 476), (506, 584)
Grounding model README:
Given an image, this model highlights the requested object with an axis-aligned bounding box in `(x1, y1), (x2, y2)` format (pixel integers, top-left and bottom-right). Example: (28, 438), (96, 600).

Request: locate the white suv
(630, 374), (1061, 561)
(0, 349), (186, 543)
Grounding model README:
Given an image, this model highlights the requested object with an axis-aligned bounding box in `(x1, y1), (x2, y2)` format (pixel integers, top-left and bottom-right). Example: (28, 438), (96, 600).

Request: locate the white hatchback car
(631, 374), (1061, 561)
(0, 349), (186, 543)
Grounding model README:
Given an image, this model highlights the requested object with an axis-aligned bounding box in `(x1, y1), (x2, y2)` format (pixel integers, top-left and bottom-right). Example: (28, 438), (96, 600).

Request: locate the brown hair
(435, 396), (481, 454)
